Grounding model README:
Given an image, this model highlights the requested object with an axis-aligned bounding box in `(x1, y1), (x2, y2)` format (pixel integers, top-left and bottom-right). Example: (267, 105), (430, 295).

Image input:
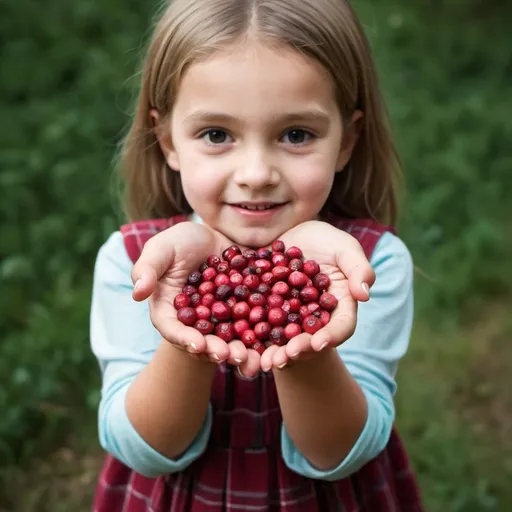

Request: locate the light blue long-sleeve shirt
(90, 220), (414, 480)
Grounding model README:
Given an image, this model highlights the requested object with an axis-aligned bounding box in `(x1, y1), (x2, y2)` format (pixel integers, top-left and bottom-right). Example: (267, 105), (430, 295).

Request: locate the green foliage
(0, 0), (510, 509)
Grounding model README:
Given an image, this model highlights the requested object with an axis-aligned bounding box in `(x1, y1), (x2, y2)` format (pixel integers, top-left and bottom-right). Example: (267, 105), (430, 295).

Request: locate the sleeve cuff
(99, 385), (212, 477)
(280, 389), (392, 481)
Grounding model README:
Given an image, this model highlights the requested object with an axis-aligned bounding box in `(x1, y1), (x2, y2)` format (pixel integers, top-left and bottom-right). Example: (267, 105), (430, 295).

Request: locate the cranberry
(207, 254), (221, 267)
(260, 272), (275, 286)
(198, 281), (215, 296)
(302, 315), (323, 334)
(182, 285), (197, 296)
(284, 323), (302, 340)
(272, 266), (291, 280)
(269, 326), (286, 345)
(241, 329), (257, 347)
(267, 294), (284, 309)
(215, 322), (235, 342)
(290, 288), (300, 299)
(249, 306), (267, 324)
(257, 283), (271, 296)
(177, 307), (197, 326)
(287, 313), (301, 324)
(234, 285), (250, 301)
(254, 259), (272, 273)
(242, 266), (257, 276)
(313, 273), (331, 291)
(288, 258), (303, 271)
(194, 319), (214, 335)
(187, 271), (202, 285)
(303, 260), (320, 278)
(201, 267), (217, 282)
(272, 281), (290, 297)
(211, 301), (231, 321)
(252, 341), (266, 355)
(216, 261), (230, 274)
(319, 292), (338, 312)
(222, 245), (241, 262)
(243, 249), (258, 261)
(190, 293), (202, 307)
(243, 274), (260, 291)
(173, 293), (191, 309)
(307, 302), (321, 315)
(257, 248), (272, 260)
(300, 286), (319, 303)
(272, 240), (285, 253)
(215, 284), (233, 301)
(214, 273), (231, 287)
(199, 262), (209, 272)
(268, 307), (287, 326)
(228, 269), (239, 277)
(299, 305), (310, 319)
(201, 293), (215, 308)
(289, 298), (301, 313)
(272, 253), (288, 267)
(195, 305), (211, 320)
(319, 310), (331, 326)
(232, 301), (250, 320)
(281, 300), (291, 313)
(254, 321), (271, 341)
(233, 319), (250, 338)
(229, 273), (244, 287)
(288, 271), (309, 288)
(285, 246), (303, 259)
(230, 255), (247, 271)
(248, 292), (266, 308)
(226, 296), (237, 308)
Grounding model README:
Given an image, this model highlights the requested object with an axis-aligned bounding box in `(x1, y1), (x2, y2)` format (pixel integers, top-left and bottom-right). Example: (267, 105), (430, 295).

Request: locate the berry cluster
(174, 240), (338, 354)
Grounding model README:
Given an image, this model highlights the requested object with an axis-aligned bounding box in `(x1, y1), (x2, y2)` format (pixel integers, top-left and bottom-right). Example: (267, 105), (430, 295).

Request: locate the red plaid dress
(92, 215), (424, 512)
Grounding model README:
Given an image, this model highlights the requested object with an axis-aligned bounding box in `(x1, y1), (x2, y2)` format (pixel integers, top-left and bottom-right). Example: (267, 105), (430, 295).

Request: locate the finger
(284, 333), (313, 360)
(335, 241), (375, 302)
(310, 297), (357, 351)
(204, 335), (231, 363)
(271, 346), (290, 369)
(260, 344), (280, 372)
(156, 318), (208, 353)
(238, 349), (261, 378)
(132, 266), (158, 302)
(226, 340), (248, 366)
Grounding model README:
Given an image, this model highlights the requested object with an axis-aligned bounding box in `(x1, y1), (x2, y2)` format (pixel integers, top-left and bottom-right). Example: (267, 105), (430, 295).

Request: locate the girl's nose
(233, 149), (280, 190)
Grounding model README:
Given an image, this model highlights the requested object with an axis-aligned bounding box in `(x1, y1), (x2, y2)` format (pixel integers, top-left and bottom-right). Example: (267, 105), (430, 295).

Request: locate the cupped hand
(130, 221), (261, 377)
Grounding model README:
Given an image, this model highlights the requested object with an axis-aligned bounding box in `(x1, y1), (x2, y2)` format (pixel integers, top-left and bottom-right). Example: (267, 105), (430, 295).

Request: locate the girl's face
(159, 40), (360, 248)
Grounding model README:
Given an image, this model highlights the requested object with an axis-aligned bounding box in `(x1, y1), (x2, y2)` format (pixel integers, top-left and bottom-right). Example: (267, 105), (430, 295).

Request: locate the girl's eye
(281, 129), (314, 145)
(201, 129), (231, 145)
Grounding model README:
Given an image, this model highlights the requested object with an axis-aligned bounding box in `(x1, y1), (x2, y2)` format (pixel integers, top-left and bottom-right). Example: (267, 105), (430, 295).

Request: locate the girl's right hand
(129, 221), (261, 377)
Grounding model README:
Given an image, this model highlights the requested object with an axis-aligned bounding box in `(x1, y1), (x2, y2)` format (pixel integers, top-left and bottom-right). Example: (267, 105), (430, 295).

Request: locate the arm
(277, 232), (414, 480)
(90, 232), (215, 477)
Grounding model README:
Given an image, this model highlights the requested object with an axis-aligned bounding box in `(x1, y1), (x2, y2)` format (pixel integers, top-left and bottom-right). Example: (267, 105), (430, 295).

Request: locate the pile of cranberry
(174, 240), (338, 354)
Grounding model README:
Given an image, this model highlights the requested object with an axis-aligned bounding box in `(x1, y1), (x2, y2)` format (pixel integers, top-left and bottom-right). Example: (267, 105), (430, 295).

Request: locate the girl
(90, 0), (424, 510)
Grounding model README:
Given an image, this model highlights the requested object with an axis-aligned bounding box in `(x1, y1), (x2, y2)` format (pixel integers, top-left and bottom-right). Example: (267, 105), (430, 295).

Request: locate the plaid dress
(92, 215), (425, 512)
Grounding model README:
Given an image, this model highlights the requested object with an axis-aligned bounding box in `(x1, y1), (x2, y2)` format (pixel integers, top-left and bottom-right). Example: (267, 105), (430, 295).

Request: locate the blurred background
(0, 0), (510, 510)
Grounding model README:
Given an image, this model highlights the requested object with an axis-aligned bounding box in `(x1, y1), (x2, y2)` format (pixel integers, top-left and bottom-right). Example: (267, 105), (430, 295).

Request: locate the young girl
(90, 0), (424, 510)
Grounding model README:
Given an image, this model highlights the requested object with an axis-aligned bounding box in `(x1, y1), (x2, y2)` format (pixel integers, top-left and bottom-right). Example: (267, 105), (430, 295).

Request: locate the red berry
(195, 305), (211, 320)
(288, 271), (309, 288)
(319, 292), (338, 312)
(243, 274), (260, 291)
(177, 307), (197, 326)
(201, 267), (217, 282)
(242, 266), (257, 276)
(252, 341), (266, 355)
(207, 254), (221, 267)
(190, 293), (202, 306)
(211, 301), (231, 321)
(313, 273), (331, 291)
(281, 300), (291, 313)
(257, 283), (271, 296)
(289, 298), (301, 313)
(215, 322), (235, 342)
(269, 326), (286, 345)
(214, 273), (231, 287)
(194, 319), (214, 335)
(267, 294), (284, 309)
(226, 296), (237, 308)
(284, 323), (302, 340)
(272, 281), (290, 297)
(268, 307), (287, 326)
(215, 284), (233, 301)
(216, 261), (230, 274)
(201, 293), (215, 308)
(182, 285), (197, 296)
(243, 249), (258, 261)
(272, 240), (285, 253)
(229, 273), (244, 287)
(232, 301), (250, 320)
(233, 319), (250, 338)
(272, 253), (288, 267)
(260, 272), (275, 286)
(199, 262), (209, 272)
(241, 329), (257, 347)
(319, 310), (331, 326)
(222, 245), (241, 262)
(302, 315), (322, 334)
(287, 313), (301, 324)
(249, 306), (267, 324)
(288, 258), (303, 272)
(299, 305), (310, 319)
(285, 246), (303, 259)
(173, 293), (191, 309)
(303, 260), (320, 278)
(234, 284), (250, 301)
(272, 266), (291, 280)
(198, 281), (216, 296)
(300, 286), (319, 303)
(187, 271), (202, 285)
(228, 269), (239, 277)
(307, 302), (321, 315)
(290, 288), (300, 298)
(257, 248), (272, 260)
(230, 255), (248, 271)
(254, 321), (271, 341)
(248, 292), (266, 308)
(254, 259), (272, 273)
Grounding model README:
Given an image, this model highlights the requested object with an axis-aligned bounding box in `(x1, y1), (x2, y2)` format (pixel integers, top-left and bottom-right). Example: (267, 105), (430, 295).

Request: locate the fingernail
(362, 282), (370, 297)
(212, 354), (220, 361)
(190, 342), (198, 352)
(234, 358), (242, 364)
(237, 367), (246, 378)
(134, 279), (140, 291)
(290, 352), (299, 359)
(278, 362), (287, 369)
(319, 342), (329, 351)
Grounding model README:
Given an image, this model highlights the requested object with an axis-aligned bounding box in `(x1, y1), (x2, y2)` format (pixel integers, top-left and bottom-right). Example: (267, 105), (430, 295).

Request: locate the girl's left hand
(260, 220), (376, 372)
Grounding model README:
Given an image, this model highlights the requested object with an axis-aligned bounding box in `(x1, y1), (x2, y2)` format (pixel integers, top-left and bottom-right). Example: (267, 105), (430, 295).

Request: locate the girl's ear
(150, 109), (180, 171)
(335, 110), (364, 172)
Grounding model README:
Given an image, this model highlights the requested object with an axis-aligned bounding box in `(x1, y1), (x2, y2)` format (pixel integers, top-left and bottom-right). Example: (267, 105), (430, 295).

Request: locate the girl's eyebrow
(183, 109), (332, 126)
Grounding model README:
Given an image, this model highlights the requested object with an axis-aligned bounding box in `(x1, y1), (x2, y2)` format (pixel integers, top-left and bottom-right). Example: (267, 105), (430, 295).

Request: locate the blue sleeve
(90, 231), (212, 477)
(281, 231), (414, 481)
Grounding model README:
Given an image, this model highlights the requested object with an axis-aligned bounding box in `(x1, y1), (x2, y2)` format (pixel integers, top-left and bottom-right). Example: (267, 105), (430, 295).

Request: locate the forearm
(125, 339), (216, 459)
(273, 348), (367, 470)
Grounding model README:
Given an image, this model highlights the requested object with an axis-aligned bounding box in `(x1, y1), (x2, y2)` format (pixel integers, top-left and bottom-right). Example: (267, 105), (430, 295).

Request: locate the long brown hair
(119, 0), (401, 225)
